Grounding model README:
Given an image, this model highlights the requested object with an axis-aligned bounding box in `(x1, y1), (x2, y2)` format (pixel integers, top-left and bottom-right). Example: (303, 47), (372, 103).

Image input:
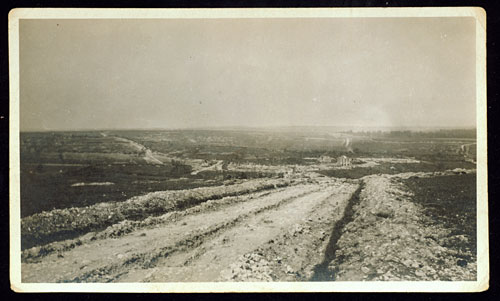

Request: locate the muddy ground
(21, 167), (477, 283)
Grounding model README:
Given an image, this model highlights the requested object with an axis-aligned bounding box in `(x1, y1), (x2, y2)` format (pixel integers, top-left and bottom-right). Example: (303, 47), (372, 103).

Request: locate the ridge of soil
(321, 173), (476, 281)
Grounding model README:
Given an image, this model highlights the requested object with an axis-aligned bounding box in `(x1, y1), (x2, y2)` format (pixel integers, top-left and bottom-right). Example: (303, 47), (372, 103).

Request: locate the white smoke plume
(343, 137), (354, 153)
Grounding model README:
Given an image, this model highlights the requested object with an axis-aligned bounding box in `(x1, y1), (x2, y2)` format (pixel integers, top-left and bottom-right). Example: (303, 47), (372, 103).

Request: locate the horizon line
(19, 124), (477, 133)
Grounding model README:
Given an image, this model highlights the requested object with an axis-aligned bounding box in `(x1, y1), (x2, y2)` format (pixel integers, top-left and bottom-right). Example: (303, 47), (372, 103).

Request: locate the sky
(19, 17), (476, 131)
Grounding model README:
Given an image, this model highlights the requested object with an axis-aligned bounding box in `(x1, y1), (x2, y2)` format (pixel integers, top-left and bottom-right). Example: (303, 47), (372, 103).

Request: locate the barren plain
(19, 128), (477, 282)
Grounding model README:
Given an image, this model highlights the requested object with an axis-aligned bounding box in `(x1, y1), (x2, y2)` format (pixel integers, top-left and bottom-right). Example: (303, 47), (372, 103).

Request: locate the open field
(19, 128), (477, 282)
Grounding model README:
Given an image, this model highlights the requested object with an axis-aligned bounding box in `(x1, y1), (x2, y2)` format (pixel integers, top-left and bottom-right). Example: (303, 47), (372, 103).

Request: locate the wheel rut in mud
(115, 184), (348, 282)
(22, 182), (339, 283)
(310, 171), (477, 281)
(310, 182), (364, 281)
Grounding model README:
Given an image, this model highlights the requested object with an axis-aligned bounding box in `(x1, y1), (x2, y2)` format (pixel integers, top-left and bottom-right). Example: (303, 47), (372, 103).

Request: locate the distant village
(318, 154), (352, 167)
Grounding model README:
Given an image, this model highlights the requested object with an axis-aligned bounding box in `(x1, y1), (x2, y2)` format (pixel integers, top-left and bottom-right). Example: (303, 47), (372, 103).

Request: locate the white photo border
(8, 7), (488, 293)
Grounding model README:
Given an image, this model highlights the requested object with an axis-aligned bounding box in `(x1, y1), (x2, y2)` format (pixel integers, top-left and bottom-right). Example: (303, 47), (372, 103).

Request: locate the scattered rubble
(221, 252), (275, 281)
(325, 174), (476, 281)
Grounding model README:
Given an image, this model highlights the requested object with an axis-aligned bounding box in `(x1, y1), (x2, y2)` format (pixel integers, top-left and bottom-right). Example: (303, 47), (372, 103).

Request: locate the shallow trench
(310, 181), (364, 281)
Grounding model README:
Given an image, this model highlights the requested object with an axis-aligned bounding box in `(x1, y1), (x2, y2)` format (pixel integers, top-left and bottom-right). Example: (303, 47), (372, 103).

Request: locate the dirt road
(22, 176), (359, 283)
(21, 168), (476, 282)
(113, 136), (164, 165)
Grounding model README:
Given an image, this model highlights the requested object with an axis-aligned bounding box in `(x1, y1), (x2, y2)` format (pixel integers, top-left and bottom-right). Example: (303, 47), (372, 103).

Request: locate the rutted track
(21, 177), (359, 283)
(21, 177), (292, 250)
(21, 168), (475, 283)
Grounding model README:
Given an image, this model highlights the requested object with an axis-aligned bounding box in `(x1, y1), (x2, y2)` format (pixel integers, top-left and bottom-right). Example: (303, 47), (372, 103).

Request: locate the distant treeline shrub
(344, 129), (476, 139)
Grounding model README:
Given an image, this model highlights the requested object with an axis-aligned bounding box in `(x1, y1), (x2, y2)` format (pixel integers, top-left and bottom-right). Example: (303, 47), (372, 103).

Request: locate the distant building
(460, 144), (470, 155)
(337, 155), (352, 167)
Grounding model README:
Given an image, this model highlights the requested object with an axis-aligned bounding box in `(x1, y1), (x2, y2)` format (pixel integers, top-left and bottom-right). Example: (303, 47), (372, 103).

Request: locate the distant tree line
(344, 129), (476, 139)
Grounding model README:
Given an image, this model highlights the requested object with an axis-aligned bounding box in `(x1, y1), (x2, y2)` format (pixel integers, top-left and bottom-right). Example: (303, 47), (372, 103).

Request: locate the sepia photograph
(9, 8), (487, 292)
